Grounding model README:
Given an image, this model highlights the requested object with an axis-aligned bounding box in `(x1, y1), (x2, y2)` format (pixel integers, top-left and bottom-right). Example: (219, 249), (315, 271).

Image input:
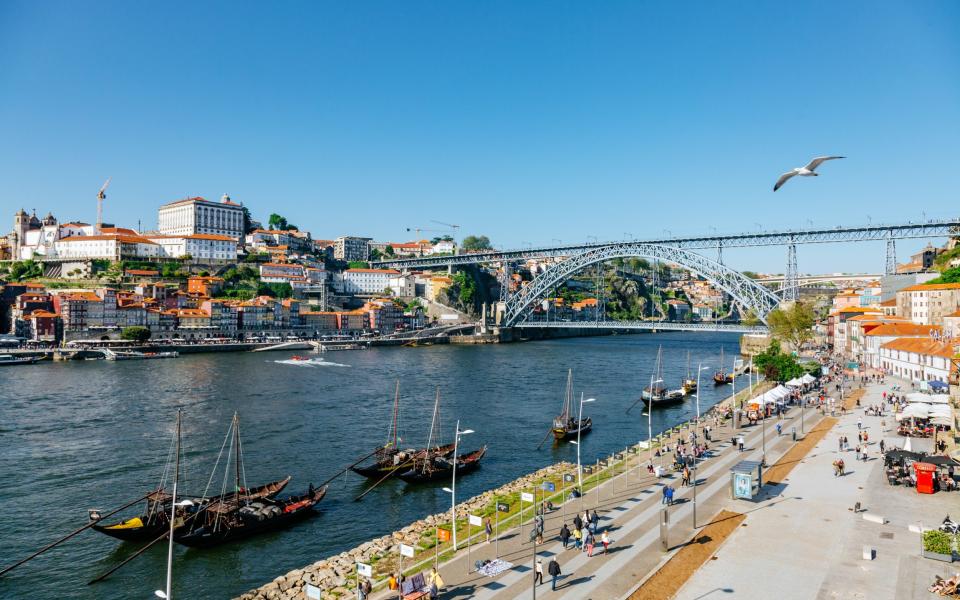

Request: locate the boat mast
(425, 388), (439, 454)
(234, 413), (241, 510)
(564, 369), (573, 420)
(390, 380), (400, 448)
(164, 409), (181, 600)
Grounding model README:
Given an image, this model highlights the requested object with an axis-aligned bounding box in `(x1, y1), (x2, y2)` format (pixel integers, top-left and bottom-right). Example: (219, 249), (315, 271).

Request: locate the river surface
(0, 332), (747, 599)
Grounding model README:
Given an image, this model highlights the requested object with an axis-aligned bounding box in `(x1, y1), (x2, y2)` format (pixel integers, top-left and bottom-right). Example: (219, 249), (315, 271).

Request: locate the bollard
(792, 427), (796, 441)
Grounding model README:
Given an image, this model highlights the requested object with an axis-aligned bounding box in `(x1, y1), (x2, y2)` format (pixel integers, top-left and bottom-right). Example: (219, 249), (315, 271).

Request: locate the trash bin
(792, 427), (797, 441)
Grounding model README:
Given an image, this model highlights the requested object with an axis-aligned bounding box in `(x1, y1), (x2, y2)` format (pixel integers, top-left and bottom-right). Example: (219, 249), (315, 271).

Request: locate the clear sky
(2, 1), (958, 273)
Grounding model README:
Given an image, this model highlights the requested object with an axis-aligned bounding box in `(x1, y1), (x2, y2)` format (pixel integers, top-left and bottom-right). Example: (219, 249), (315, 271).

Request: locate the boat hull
(397, 447), (487, 483)
(350, 444), (456, 478)
(552, 418), (592, 440)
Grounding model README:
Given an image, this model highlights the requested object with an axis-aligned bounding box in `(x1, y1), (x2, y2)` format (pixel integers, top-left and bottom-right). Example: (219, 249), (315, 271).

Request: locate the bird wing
(804, 156), (845, 171)
(773, 171), (796, 191)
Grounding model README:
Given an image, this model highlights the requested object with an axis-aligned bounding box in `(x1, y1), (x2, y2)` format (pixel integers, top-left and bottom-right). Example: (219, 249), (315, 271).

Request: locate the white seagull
(773, 156), (845, 191)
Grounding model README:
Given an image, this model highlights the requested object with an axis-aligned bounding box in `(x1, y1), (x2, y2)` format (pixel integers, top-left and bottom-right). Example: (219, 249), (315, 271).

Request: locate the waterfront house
(896, 282), (960, 326)
(861, 322), (941, 369)
(878, 337), (957, 383)
(342, 268), (401, 295)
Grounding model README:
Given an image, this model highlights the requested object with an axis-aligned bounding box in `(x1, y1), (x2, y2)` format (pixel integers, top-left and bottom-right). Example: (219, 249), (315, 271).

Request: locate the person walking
(600, 530), (611, 554)
(573, 512), (583, 532)
(534, 559), (543, 586)
(485, 517), (493, 543)
(737, 435), (745, 452)
(559, 523), (571, 549)
(879, 439), (885, 453)
(666, 485), (675, 506)
(579, 525), (589, 551)
(547, 558), (562, 591)
(590, 510), (599, 532)
(681, 466), (690, 487)
(661, 485), (670, 505)
(838, 437), (843, 453)
(776, 422), (782, 436)
(572, 525), (582, 550)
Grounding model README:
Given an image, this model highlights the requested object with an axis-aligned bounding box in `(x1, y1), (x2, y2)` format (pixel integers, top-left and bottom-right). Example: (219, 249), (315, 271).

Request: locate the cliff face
(438, 266), (496, 317)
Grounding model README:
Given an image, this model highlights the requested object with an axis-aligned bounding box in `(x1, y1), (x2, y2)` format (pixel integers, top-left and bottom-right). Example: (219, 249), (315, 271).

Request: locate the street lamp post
(646, 377), (664, 467)
(693, 364), (709, 528)
(571, 394), (595, 513)
(446, 421), (474, 553)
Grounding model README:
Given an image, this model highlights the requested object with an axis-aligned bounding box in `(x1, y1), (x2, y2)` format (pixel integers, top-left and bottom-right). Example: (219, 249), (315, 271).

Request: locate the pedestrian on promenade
(534, 559), (543, 586)
(559, 523), (571, 548)
(681, 466), (690, 487)
(359, 578), (372, 600)
(863, 431), (868, 443)
(879, 439), (885, 453)
(579, 525), (589, 550)
(857, 417), (863, 430)
(600, 530), (611, 554)
(485, 517), (493, 543)
(838, 458), (845, 476)
(666, 485), (675, 506)
(572, 526), (582, 549)
(661, 485), (670, 505)
(547, 558), (561, 591)
(857, 431), (862, 444)
(776, 422), (782, 436)
(590, 510), (599, 531)
(838, 438), (843, 452)
(737, 435), (745, 452)
(573, 513), (583, 531)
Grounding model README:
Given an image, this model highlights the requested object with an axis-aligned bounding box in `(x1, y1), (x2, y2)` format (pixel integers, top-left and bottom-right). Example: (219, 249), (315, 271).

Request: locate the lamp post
(445, 421), (473, 553)
(646, 378), (663, 466)
(571, 394), (595, 513)
(693, 364), (710, 528)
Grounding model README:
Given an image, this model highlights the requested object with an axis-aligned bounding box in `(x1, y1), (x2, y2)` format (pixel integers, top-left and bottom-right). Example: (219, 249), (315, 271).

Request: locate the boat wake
(273, 358), (351, 368)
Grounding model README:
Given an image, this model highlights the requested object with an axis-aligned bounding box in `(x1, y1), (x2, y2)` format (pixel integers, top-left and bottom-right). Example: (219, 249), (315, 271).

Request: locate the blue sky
(1, 1), (958, 273)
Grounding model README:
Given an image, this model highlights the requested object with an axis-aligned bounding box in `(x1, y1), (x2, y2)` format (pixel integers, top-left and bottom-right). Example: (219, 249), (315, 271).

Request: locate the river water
(0, 332), (745, 599)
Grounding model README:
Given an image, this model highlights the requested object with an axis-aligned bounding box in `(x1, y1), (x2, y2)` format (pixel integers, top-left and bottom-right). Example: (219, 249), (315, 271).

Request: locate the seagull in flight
(773, 156), (845, 191)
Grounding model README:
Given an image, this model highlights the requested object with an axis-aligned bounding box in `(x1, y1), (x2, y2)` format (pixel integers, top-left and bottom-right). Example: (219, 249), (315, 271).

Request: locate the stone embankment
(235, 461), (574, 600)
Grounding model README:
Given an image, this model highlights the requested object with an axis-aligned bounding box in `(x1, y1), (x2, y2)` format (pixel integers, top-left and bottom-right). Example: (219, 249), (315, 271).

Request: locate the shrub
(922, 530), (953, 555)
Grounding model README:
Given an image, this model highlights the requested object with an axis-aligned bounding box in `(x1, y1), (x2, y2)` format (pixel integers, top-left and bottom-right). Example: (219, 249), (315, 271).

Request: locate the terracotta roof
(947, 310), (960, 318)
(26, 309), (58, 318)
(865, 323), (942, 337)
(260, 263), (301, 268)
(838, 306), (882, 314)
(188, 275), (224, 281)
(126, 269), (160, 276)
(847, 314), (905, 322)
(900, 282), (960, 292)
(99, 227), (140, 236)
(880, 337), (956, 358)
(61, 292), (101, 302)
(57, 234), (157, 245)
(880, 298), (897, 306)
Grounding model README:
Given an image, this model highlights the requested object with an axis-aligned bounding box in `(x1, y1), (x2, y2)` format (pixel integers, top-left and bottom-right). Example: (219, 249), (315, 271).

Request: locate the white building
(54, 233), (162, 260)
(878, 337), (957, 383)
(861, 322), (941, 369)
(158, 195), (244, 238)
(146, 234), (238, 262)
(432, 240), (456, 254)
(388, 274), (416, 298)
(341, 268), (400, 294)
(334, 236), (371, 261)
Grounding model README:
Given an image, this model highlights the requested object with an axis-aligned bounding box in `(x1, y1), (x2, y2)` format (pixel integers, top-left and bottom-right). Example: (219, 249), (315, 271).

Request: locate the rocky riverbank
(235, 461), (574, 600)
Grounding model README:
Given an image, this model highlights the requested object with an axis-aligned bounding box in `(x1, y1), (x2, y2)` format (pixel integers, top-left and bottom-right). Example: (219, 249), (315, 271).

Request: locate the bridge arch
(502, 242), (781, 327)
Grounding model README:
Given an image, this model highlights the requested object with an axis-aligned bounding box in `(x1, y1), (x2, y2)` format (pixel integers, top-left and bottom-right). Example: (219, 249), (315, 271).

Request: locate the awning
(801, 374), (817, 384)
(906, 393), (950, 404)
(785, 377), (804, 387)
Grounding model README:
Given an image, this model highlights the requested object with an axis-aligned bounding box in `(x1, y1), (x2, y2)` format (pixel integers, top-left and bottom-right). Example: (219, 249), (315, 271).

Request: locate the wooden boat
(551, 369), (592, 441)
(91, 477), (291, 542)
(397, 446), (488, 483)
(350, 382), (457, 478)
(713, 347), (733, 385)
(682, 350), (697, 394)
(641, 385), (666, 402)
(174, 486), (327, 548)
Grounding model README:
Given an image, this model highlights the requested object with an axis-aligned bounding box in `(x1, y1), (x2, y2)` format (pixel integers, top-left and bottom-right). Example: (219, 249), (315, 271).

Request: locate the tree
(369, 248), (383, 261)
(8, 260), (43, 281)
(384, 245), (395, 257)
(927, 266), (960, 284)
(461, 235), (492, 251)
(348, 261), (370, 269)
(268, 213), (288, 230)
(753, 340), (804, 382)
(121, 326), (152, 343)
(767, 302), (815, 350)
(241, 205), (256, 233)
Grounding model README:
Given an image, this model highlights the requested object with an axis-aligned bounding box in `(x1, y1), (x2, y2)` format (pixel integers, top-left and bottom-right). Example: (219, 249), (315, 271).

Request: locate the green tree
(241, 205), (256, 233)
(384, 245), (395, 257)
(268, 213), (289, 230)
(120, 326), (152, 343)
(461, 235), (492, 251)
(257, 282), (293, 298)
(8, 260), (43, 281)
(767, 302), (815, 350)
(369, 248), (383, 261)
(753, 340), (804, 382)
(927, 266), (960, 284)
(348, 261), (370, 269)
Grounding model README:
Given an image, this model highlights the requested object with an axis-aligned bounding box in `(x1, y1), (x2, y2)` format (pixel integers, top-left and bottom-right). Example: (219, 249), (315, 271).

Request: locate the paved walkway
(675, 379), (958, 600)
(375, 389), (823, 600)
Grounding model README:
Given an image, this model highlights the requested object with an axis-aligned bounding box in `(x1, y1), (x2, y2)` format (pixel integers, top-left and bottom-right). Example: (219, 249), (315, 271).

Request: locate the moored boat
(0, 354), (41, 365)
(397, 446), (488, 483)
(551, 369), (592, 441)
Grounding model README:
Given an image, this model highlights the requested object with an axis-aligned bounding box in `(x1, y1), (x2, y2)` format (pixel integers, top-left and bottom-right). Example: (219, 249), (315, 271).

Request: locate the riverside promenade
(675, 379), (957, 600)
(371, 387), (828, 600)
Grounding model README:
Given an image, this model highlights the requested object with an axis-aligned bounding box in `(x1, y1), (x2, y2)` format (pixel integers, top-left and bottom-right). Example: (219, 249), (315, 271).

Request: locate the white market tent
(748, 385), (792, 406)
(785, 377), (804, 387)
(899, 404), (930, 419)
(801, 374), (817, 384)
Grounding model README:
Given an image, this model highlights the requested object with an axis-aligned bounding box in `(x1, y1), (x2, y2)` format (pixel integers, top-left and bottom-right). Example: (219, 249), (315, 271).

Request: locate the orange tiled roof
(346, 268), (400, 274)
(900, 282), (960, 292)
(57, 234), (157, 245)
(838, 306), (882, 313)
(126, 269), (160, 276)
(880, 298), (896, 306)
(880, 337), (956, 358)
(866, 323), (942, 337)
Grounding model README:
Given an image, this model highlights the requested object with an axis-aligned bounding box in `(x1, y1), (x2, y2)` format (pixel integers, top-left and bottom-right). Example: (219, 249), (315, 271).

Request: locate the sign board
(437, 528), (451, 542)
(821, 366), (829, 375)
(305, 583), (322, 600)
(732, 472), (753, 500)
(614, 453), (624, 460)
(599, 459), (609, 467)
(356, 562), (373, 578)
(636, 440), (650, 450)
(582, 466), (594, 475)
(399, 543), (415, 558)
(497, 502), (510, 513)
(627, 447), (638, 454)
(563, 473), (575, 482)
(469, 514), (482, 527)
(541, 482), (555, 492)
(520, 492), (534, 503)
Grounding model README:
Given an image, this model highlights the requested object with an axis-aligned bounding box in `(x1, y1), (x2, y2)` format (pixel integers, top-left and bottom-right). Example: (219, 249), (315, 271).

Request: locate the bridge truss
(501, 243), (781, 327)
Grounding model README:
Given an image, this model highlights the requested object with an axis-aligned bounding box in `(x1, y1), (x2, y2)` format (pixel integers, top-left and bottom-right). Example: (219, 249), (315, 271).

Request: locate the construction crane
(405, 226), (450, 240)
(430, 220), (461, 241)
(96, 178), (111, 234)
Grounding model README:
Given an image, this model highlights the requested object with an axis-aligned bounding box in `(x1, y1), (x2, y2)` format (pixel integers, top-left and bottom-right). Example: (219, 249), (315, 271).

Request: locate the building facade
(157, 195), (244, 238)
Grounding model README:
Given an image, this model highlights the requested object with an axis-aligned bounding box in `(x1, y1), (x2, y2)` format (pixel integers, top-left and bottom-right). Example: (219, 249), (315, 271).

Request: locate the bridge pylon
(783, 241), (799, 302)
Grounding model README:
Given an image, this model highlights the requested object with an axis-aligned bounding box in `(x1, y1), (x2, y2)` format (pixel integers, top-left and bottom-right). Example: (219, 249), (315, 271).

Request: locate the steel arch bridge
(502, 242), (781, 327)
